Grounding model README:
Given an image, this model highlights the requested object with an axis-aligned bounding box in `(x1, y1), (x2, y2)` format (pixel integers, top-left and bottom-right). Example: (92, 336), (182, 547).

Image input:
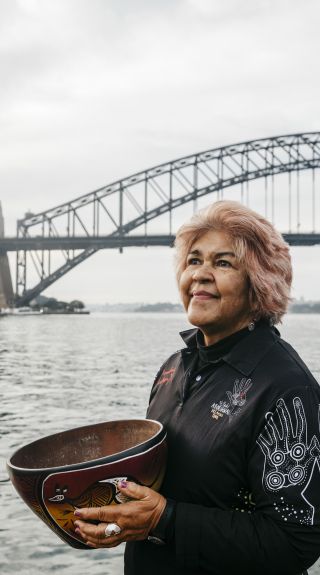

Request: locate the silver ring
(104, 522), (122, 538)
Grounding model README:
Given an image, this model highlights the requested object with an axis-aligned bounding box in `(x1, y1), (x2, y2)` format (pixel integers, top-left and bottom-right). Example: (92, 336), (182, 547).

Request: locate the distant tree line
(289, 301), (320, 314)
(134, 302), (183, 313)
(31, 295), (85, 312)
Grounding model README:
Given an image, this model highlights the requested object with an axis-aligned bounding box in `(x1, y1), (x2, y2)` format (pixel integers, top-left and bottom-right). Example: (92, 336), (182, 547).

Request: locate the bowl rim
(7, 418), (165, 474)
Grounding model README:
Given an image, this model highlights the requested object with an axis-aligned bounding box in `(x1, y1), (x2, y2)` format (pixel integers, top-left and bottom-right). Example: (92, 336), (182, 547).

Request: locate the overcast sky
(1, 0), (320, 304)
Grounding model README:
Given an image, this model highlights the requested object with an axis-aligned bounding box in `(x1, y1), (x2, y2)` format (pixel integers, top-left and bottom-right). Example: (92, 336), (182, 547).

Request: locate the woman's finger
(74, 505), (118, 523)
(75, 519), (107, 540)
(118, 480), (150, 500)
(74, 519), (125, 545)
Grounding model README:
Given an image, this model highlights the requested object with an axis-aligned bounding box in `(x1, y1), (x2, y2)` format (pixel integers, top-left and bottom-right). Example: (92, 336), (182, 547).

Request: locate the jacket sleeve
(174, 385), (320, 575)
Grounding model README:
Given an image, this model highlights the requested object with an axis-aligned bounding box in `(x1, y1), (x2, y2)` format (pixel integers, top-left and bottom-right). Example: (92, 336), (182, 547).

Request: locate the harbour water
(1, 312), (320, 575)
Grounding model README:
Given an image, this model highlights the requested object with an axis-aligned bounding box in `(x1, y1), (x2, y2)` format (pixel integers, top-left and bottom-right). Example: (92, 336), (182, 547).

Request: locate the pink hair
(174, 200), (292, 324)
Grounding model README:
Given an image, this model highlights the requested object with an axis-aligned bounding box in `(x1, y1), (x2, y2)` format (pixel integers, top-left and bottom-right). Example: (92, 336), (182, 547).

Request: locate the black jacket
(125, 323), (320, 574)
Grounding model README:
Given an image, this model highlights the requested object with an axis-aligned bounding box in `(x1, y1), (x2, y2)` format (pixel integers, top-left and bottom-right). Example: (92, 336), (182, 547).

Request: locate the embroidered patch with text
(211, 378), (252, 420)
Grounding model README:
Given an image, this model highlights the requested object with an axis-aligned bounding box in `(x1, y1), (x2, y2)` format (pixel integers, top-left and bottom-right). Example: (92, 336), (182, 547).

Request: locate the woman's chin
(186, 310), (210, 329)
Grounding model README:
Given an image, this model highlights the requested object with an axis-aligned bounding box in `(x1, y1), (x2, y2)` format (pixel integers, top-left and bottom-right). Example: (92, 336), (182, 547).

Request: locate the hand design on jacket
(257, 396), (320, 492)
(226, 378), (252, 410)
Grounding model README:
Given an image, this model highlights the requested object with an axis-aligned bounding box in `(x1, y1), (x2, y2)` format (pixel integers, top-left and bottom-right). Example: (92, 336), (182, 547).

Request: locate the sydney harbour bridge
(1, 131), (320, 306)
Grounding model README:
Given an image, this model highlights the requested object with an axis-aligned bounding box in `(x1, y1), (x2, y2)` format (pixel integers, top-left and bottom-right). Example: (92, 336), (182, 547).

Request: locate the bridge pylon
(0, 203), (14, 308)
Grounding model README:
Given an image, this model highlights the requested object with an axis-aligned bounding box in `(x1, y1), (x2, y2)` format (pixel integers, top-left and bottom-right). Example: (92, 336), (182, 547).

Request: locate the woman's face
(179, 229), (252, 346)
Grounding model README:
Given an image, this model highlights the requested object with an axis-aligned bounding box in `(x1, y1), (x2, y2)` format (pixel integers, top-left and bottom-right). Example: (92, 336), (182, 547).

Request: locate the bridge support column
(0, 203), (14, 308)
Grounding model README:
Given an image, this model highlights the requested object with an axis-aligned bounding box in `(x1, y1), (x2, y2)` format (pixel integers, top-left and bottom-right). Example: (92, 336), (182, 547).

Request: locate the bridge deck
(1, 233), (320, 252)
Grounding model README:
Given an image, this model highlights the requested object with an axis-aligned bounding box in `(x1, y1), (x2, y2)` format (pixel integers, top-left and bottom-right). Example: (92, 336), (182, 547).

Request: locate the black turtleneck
(183, 324), (262, 400)
(196, 324), (252, 370)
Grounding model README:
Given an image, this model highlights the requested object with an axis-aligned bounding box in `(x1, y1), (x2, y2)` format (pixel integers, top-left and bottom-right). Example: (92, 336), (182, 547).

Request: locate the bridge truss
(11, 132), (320, 305)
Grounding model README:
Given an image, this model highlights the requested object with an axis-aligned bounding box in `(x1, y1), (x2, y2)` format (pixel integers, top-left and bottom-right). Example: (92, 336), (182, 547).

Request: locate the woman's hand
(73, 480), (166, 548)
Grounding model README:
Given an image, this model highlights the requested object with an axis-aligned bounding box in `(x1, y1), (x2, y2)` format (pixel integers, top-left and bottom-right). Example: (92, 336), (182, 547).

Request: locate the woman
(74, 201), (320, 575)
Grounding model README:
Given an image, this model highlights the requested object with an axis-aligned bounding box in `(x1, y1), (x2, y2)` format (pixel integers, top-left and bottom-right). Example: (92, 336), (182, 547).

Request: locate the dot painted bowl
(7, 419), (167, 549)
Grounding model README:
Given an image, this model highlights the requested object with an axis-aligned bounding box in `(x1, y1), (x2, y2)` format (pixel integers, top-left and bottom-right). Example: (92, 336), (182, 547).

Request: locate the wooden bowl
(7, 419), (166, 548)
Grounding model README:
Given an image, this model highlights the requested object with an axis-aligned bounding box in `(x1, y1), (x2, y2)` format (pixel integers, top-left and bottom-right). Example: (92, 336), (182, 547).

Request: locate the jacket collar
(180, 323), (280, 376)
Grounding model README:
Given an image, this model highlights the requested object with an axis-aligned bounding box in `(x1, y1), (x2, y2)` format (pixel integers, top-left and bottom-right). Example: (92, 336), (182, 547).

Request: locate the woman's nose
(192, 263), (213, 281)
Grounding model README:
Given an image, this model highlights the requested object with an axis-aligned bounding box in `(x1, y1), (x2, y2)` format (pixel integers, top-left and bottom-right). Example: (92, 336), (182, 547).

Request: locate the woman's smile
(191, 290), (219, 300)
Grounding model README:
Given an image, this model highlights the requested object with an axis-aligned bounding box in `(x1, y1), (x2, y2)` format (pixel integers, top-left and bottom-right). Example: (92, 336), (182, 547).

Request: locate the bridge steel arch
(14, 132), (320, 305)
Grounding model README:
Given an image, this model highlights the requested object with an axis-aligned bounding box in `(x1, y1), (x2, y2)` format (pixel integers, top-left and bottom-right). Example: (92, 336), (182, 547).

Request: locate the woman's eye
(187, 257), (201, 265)
(216, 259), (232, 268)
